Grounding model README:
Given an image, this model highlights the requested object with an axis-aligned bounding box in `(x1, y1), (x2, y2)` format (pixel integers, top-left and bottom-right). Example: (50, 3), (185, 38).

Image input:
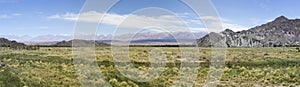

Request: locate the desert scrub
(0, 47), (299, 86)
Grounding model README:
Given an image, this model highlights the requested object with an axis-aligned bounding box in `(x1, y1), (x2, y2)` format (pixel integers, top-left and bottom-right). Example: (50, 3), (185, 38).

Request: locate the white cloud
(0, 13), (22, 19)
(48, 11), (201, 32)
(201, 16), (222, 21)
(182, 15), (247, 32)
(189, 27), (208, 32)
(48, 11), (119, 24)
(12, 13), (22, 16)
(198, 16), (248, 32)
(222, 23), (249, 32)
(202, 16), (249, 32)
(48, 11), (249, 33)
(47, 14), (61, 19)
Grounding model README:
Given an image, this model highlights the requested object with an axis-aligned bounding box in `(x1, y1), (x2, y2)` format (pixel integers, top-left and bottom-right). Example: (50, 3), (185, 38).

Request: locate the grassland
(0, 47), (299, 87)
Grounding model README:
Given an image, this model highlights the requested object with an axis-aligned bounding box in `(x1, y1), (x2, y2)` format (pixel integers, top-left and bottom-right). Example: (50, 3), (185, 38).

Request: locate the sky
(1, 0), (300, 36)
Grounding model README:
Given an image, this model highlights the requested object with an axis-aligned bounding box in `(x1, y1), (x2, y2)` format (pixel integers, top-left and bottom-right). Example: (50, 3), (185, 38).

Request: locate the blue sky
(1, 0), (300, 36)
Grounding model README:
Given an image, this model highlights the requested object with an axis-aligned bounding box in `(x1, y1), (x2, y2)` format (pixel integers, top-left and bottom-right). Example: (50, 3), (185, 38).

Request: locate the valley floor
(0, 47), (299, 86)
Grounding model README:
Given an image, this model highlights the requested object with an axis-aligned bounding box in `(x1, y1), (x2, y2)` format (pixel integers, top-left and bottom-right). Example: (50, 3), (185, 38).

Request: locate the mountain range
(2, 32), (207, 45)
(197, 16), (300, 47)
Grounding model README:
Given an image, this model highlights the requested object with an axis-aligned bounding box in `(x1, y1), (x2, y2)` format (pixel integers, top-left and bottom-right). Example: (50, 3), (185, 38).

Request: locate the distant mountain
(0, 38), (26, 47)
(2, 31), (206, 45)
(198, 16), (300, 47)
(104, 32), (206, 45)
(0, 35), (32, 42)
(0, 35), (72, 42)
(114, 32), (207, 41)
(130, 39), (197, 43)
(25, 41), (59, 46)
(54, 39), (110, 47)
(30, 35), (72, 42)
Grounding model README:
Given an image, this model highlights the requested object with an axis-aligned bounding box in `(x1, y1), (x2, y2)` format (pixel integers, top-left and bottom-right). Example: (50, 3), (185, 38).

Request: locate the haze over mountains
(1, 32), (207, 45)
(198, 16), (300, 47)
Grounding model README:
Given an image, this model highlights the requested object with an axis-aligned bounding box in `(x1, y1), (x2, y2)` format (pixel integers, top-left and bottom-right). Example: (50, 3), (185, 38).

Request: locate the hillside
(198, 16), (300, 47)
(0, 38), (26, 47)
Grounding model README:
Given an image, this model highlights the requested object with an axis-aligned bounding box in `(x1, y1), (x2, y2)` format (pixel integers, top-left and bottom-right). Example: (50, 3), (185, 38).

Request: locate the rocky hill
(198, 16), (300, 47)
(54, 39), (110, 47)
(0, 38), (26, 47)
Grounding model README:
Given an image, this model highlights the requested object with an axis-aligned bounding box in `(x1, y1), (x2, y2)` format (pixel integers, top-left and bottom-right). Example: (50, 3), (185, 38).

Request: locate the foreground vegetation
(0, 47), (299, 86)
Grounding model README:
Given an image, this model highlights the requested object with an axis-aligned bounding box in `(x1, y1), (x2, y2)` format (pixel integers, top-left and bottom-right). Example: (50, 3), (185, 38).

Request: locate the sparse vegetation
(0, 47), (299, 86)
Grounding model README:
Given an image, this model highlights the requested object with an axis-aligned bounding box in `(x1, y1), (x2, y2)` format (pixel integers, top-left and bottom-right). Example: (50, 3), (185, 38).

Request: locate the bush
(296, 47), (300, 52)
(25, 46), (40, 50)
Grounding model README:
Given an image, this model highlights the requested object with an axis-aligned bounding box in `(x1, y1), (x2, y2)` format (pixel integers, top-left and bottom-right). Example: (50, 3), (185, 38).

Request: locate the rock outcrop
(198, 16), (300, 47)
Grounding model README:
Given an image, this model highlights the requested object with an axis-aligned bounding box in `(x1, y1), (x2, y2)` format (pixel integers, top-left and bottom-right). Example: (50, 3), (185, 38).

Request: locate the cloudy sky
(1, 0), (300, 36)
